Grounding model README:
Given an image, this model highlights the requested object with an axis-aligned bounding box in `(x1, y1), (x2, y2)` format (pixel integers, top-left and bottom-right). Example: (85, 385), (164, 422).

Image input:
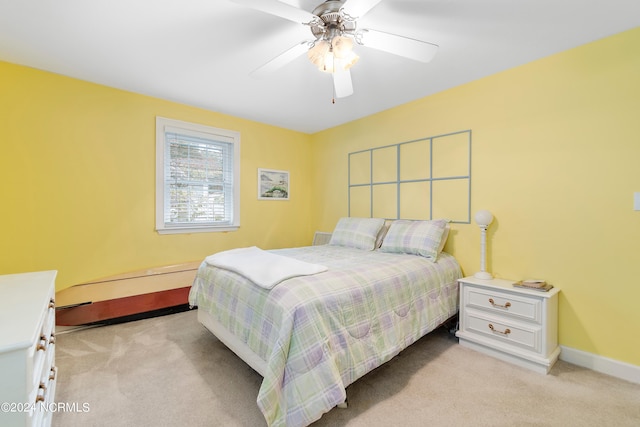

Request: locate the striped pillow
(379, 219), (448, 261)
(329, 217), (386, 251)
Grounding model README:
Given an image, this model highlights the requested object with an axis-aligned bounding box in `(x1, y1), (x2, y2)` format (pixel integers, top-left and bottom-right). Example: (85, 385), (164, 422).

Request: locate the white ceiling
(1, 0), (639, 134)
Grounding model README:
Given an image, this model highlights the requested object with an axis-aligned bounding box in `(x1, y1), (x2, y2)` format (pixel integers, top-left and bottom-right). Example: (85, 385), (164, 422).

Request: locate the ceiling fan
(231, 0), (438, 99)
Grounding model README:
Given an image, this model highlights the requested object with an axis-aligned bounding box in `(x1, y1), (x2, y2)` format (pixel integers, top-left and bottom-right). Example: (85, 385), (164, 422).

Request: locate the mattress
(189, 245), (462, 427)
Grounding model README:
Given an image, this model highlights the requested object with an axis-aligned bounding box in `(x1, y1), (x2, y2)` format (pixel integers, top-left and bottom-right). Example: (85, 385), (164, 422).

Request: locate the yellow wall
(310, 27), (640, 366)
(0, 61), (313, 291)
(1, 27), (638, 367)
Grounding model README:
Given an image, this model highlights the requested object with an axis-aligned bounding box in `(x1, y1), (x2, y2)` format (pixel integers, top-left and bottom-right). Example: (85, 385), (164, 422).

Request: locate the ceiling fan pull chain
(332, 78), (336, 104)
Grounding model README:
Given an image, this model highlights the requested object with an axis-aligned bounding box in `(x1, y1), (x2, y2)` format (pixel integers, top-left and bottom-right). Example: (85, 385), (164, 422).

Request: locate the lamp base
(474, 271), (493, 280)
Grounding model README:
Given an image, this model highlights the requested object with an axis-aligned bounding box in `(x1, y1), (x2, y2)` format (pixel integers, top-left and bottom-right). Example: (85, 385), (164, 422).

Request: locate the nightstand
(455, 276), (560, 374)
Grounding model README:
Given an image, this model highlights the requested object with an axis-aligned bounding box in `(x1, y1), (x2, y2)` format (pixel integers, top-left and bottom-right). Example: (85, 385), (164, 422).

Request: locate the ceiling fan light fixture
(316, 51), (359, 73)
(308, 36), (359, 73)
(341, 50), (359, 70)
(320, 52), (335, 73)
(331, 36), (353, 59)
(307, 40), (331, 68)
(236, 0), (440, 99)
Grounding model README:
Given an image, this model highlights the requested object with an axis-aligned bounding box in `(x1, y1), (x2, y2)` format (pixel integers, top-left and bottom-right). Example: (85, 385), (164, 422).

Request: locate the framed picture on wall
(258, 168), (289, 200)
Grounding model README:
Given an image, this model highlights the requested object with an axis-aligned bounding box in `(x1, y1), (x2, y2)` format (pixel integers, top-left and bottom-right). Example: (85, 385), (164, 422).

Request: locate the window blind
(164, 131), (234, 227)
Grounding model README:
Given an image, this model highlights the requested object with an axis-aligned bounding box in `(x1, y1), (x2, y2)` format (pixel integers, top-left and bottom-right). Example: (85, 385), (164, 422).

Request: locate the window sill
(156, 225), (239, 235)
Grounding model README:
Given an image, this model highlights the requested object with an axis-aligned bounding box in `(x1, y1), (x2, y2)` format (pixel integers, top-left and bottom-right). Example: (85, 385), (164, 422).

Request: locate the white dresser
(456, 276), (560, 374)
(0, 271), (57, 427)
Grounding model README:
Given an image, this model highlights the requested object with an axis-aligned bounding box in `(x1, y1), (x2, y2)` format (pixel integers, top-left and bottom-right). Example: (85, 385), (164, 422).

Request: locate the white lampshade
(307, 40), (330, 68)
(308, 36), (359, 73)
(339, 50), (359, 70)
(331, 36), (353, 59)
(474, 210), (494, 227)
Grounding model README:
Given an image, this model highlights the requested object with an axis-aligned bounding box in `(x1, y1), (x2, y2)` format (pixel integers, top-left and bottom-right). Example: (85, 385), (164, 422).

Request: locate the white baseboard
(560, 346), (640, 384)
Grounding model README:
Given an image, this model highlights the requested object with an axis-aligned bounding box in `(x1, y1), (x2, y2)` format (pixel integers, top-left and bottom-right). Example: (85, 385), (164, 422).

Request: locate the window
(156, 117), (240, 234)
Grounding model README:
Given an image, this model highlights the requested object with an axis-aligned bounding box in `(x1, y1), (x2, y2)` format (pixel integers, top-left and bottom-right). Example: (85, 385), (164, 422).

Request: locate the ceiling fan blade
(359, 29), (438, 63)
(333, 70), (354, 98)
(250, 41), (311, 78)
(342, 0), (384, 18)
(230, 0), (316, 24)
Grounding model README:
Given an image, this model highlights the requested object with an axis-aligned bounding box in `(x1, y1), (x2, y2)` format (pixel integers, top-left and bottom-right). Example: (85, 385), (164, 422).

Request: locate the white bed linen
(205, 246), (327, 289)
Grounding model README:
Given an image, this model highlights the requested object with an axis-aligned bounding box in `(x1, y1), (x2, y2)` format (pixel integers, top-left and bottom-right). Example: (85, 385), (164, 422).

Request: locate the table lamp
(474, 210), (494, 280)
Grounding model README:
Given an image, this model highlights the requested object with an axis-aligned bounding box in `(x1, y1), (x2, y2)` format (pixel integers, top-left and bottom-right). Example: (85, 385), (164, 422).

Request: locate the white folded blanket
(205, 246), (327, 289)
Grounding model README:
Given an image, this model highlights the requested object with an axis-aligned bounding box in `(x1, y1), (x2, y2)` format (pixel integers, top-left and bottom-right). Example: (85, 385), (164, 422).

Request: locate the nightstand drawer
(465, 310), (542, 354)
(456, 277), (560, 374)
(465, 286), (541, 323)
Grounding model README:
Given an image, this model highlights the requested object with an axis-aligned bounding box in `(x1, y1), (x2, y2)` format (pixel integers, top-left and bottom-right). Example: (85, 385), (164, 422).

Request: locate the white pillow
(379, 219), (448, 261)
(329, 217), (386, 251)
(439, 223), (450, 253)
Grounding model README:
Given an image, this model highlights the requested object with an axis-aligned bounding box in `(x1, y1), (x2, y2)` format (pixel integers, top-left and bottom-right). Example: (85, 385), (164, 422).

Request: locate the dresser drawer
(464, 309), (542, 354)
(465, 285), (541, 323)
(29, 294), (56, 403)
(0, 270), (57, 427)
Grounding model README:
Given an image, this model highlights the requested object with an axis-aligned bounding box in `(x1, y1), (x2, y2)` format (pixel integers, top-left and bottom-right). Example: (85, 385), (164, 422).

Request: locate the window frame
(155, 117), (240, 234)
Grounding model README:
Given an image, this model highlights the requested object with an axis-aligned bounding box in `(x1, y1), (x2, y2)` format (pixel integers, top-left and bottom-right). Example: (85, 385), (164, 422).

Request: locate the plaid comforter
(189, 245), (462, 426)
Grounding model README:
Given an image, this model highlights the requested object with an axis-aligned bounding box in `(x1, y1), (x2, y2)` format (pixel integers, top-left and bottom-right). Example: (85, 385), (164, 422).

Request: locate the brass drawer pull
(488, 324), (511, 335)
(35, 383), (46, 403)
(49, 298), (55, 309)
(37, 335), (47, 351)
(488, 298), (511, 309)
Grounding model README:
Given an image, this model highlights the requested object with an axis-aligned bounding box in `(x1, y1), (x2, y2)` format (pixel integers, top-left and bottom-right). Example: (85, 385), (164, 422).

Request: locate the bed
(188, 217), (462, 427)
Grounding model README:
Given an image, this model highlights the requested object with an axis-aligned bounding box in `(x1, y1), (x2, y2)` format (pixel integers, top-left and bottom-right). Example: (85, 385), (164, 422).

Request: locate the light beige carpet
(53, 310), (640, 426)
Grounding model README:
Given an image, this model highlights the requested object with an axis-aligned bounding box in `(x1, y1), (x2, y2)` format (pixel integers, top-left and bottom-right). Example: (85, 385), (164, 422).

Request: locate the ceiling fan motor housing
(310, 0), (357, 41)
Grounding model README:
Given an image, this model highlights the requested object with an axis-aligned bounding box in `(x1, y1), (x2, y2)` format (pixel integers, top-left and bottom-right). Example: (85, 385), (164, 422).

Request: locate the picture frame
(258, 168), (290, 200)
